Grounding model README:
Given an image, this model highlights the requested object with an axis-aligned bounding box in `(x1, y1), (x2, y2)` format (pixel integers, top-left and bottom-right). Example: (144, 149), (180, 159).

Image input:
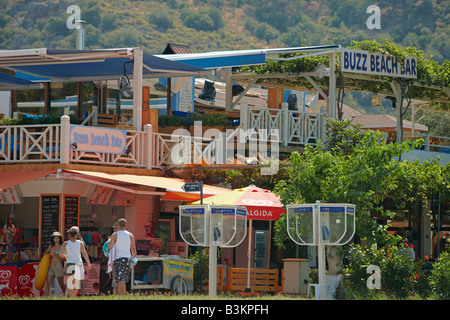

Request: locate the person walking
(43, 231), (65, 296)
(107, 218), (137, 295)
(103, 222), (119, 294)
(59, 228), (91, 297)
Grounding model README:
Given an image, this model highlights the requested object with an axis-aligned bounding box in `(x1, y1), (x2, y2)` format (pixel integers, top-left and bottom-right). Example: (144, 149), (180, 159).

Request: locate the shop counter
(0, 260), (40, 297)
(0, 261), (102, 297)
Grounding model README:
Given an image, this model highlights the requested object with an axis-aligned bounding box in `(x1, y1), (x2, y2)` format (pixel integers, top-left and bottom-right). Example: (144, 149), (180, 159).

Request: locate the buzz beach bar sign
(341, 48), (417, 79)
(70, 125), (127, 154)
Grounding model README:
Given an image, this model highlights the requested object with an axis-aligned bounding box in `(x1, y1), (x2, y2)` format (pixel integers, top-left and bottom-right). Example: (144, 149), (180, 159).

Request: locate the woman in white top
(59, 228), (91, 297)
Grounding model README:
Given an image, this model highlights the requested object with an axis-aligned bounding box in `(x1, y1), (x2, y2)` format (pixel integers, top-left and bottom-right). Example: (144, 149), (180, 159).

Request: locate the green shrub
(343, 241), (421, 298)
(158, 114), (187, 127)
(201, 113), (232, 126)
(188, 249), (209, 293)
(379, 245), (417, 297)
(0, 114), (78, 126)
(0, 117), (18, 126)
(158, 114), (169, 127)
(158, 112), (232, 128)
(429, 251), (450, 299)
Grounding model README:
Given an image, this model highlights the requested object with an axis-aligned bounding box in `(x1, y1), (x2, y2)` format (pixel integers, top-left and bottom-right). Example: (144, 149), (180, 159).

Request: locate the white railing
(70, 129), (148, 168)
(403, 132), (450, 153)
(0, 124), (62, 163)
(2, 115), (447, 168)
(80, 106), (98, 126)
(149, 131), (221, 167)
(0, 116), (148, 168)
(240, 101), (327, 147)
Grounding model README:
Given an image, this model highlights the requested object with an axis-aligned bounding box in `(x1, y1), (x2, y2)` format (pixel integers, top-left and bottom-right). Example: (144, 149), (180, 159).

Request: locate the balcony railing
(0, 123), (63, 163)
(1, 113), (448, 169)
(402, 132), (450, 154)
(239, 101), (327, 146)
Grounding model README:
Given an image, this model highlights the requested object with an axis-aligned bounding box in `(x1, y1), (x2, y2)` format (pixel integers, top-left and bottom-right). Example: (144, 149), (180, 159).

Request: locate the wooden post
(142, 86), (150, 126)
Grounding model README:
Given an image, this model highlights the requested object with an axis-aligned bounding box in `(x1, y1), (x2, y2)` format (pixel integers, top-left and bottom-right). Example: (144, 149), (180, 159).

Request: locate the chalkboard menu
(40, 194), (61, 255)
(63, 195), (80, 240)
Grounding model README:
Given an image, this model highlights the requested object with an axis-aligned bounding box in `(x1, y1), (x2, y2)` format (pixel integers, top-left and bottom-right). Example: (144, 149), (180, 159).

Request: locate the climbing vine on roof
(240, 39), (450, 110)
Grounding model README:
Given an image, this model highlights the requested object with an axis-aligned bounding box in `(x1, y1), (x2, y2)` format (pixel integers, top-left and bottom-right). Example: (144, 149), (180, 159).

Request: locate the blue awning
(156, 45), (341, 69)
(0, 72), (43, 90)
(0, 48), (212, 82)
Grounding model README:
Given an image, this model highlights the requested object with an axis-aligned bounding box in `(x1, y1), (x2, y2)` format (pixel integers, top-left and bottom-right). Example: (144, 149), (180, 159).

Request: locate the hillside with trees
(0, 0), (448, 62)
(0, 0), (448, 120)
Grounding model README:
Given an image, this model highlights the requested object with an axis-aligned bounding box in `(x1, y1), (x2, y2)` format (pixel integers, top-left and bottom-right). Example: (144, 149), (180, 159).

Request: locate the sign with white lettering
(182, 182), (201, 192)
(341, 48), (417, 79)
(70, 125), (127, 154)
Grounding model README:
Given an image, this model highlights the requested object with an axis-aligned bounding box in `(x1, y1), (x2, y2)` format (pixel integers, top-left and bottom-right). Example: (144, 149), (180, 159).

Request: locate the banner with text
(70, 125), (127, 154)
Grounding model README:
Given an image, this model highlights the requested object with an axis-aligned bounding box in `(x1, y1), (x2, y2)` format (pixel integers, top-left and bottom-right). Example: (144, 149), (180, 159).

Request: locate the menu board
(63, 195), (80, 240)
(39, 194), (61, 256)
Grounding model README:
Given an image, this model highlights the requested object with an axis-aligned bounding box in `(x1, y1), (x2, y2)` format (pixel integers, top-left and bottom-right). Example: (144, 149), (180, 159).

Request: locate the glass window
(254, 230), (269, 269)
(154, 219), (175, 255)
(50, 82), (78, 118)
(16, 87), (46, 116)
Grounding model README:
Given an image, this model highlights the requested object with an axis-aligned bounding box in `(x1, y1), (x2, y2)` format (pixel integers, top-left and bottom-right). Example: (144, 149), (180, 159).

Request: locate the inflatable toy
(34, 253), (51, 290)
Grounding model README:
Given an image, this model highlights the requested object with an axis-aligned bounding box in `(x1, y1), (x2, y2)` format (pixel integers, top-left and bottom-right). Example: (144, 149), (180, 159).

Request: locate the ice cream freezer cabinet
(130, 256), (197, 294)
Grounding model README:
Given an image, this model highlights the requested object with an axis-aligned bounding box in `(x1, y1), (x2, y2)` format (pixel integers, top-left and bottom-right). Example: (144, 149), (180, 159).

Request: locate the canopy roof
(0, 72), (42, 90)
(157, 45), (340, 69)
(231, 43), (449, 108)
(62, 169), (230, 198)
(0, 48), (212, 82)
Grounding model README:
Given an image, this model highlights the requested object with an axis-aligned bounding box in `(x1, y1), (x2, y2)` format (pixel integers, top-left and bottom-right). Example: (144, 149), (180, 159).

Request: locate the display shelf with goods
(136, 238), (163, 257)
(0, 226), (21, 263)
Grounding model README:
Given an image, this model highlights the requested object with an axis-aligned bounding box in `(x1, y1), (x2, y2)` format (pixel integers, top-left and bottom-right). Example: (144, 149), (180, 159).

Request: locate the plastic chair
(307, 283), (324, 299)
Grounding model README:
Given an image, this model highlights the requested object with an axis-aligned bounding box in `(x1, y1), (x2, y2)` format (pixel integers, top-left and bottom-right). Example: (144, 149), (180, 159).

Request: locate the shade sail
(0, 170), (55, 190)
(0, 72), (43, 90)
(0, 48), (212, 82)
(62, 170), (229, 197)
(157, 45), (341, 69)
(190, 185), (284, 221)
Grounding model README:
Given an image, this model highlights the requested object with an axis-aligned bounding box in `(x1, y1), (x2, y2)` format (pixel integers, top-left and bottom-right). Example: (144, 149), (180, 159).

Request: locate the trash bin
(283, 258), (310, 295)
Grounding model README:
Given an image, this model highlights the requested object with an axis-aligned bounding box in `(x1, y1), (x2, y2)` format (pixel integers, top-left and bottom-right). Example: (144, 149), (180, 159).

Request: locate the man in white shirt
(107, 218), (137, 295)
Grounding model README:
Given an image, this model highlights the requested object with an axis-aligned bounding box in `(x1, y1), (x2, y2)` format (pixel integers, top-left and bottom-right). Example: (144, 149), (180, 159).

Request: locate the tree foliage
(241, 39), (449, 110)
(2, 0), (449, 61)
(273, 119), (450, 249)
